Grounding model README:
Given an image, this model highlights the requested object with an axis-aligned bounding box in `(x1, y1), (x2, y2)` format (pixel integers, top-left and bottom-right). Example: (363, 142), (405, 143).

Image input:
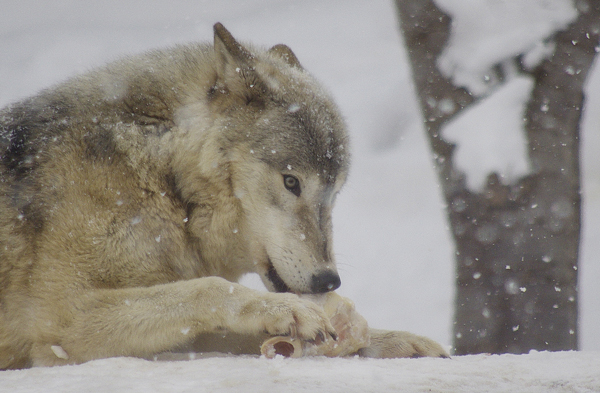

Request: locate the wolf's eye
(283, 175), (301, 197)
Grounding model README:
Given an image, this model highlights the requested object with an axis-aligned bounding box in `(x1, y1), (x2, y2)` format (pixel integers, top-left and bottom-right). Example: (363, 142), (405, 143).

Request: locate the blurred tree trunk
(395, 0), (600, 354)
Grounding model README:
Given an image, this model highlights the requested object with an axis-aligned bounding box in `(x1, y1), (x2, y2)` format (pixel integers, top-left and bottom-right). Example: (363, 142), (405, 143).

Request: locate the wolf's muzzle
(267, 259), (341, 294)
(267, 259), (292, 293)
(310, 271), (341, 293)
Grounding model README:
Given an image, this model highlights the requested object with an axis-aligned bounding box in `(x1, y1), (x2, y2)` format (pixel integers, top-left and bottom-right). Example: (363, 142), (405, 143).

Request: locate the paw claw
(329, 330), (338, 341)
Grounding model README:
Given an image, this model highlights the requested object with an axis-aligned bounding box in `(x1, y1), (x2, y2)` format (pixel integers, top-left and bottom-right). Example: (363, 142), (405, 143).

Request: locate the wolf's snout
(310, 271), (341, 293)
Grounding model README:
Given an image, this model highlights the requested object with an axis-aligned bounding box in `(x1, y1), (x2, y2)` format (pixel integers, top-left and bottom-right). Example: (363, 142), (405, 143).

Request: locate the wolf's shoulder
(0, 42), (218, 166)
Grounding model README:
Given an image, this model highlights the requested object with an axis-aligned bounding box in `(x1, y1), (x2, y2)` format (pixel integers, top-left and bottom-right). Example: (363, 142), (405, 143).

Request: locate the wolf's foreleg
(357, 328), (450, 358)
(30, 276), (335, 366)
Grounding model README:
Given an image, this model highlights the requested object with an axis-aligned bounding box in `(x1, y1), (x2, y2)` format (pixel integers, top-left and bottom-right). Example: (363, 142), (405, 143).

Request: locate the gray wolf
(0, 23), (447, 369)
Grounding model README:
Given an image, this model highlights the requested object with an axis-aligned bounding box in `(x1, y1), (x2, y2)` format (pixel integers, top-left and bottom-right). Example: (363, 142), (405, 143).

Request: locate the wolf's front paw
(357, 329), (450, 359)
(238, 292), (337, 343)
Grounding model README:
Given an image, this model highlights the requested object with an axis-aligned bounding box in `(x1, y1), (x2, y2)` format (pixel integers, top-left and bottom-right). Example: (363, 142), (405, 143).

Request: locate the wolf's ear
(268, 44), (303, 69)
(213, 22), (254, 74)
(213, 23), (266, 106)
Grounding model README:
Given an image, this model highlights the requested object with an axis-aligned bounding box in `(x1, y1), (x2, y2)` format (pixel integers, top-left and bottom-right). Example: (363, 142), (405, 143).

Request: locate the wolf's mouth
(267, 259), (291, 293)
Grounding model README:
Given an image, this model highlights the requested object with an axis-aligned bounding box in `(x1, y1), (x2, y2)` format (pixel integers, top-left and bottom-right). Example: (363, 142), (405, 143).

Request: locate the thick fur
(0, 24), (447, 369)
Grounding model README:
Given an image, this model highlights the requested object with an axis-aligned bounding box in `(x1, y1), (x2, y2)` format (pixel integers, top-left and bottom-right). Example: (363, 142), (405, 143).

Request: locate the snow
(1, 351), (599, 393)
(436, 0), (580, 190)
(435, 0), (578, 95)
(1, 351), (599, 392)
(442, 75), (533, 190)
(1, 0), (600, 390)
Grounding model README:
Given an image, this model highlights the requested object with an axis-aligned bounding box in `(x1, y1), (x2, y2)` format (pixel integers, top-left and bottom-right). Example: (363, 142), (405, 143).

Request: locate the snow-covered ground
(2, 351), (600, 393)
(1, 0), (599, 390)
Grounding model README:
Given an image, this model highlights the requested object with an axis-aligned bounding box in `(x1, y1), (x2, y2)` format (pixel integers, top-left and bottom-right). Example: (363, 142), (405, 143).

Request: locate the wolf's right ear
(213, 22), (254, 78)
(213, 23), (268, 106)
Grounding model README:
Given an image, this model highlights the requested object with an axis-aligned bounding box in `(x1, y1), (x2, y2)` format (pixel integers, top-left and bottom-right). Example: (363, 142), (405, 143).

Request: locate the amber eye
(283, 175), (301, 197)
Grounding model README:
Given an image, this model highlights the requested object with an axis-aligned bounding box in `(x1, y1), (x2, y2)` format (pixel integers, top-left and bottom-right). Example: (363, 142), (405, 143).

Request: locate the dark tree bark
(395, 0), (600, 354)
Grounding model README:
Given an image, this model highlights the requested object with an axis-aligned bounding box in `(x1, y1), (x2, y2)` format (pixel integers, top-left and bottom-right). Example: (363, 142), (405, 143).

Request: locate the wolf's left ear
(268, 44), (303, 69)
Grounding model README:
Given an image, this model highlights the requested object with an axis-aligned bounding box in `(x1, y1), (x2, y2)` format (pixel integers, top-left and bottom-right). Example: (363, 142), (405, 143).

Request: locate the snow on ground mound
(1, 351), (598, 393)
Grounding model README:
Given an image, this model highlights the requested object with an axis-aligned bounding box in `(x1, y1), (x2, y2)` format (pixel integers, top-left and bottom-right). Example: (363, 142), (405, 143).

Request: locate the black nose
(310, 271), (341, 293)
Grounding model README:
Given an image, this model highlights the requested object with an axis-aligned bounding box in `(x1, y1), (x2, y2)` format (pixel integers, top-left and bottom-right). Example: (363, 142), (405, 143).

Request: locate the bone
(260, 336), (304, 358)
(260, 292), (370, 358)
(50, 345), (69, 360)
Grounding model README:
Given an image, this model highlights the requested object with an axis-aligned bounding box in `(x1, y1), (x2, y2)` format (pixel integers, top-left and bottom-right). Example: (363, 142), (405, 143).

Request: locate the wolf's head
(206, 23), (350, 294)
